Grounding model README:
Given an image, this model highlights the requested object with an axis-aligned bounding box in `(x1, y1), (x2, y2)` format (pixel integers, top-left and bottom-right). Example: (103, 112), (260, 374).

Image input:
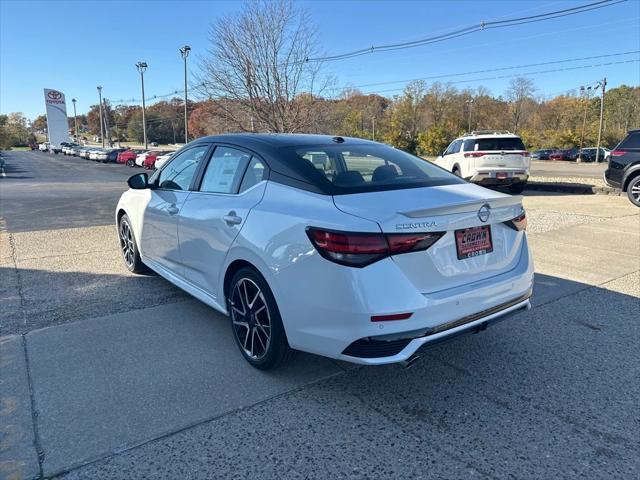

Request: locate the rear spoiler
(401, 195), (523, 218)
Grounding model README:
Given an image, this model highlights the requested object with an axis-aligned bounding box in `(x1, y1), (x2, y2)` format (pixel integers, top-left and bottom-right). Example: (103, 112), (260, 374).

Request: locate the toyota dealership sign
(43, 88), (69, 147)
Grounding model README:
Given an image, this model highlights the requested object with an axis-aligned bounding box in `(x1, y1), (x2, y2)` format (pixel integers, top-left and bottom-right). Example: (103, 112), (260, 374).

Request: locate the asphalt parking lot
(1, 150), (639, 479)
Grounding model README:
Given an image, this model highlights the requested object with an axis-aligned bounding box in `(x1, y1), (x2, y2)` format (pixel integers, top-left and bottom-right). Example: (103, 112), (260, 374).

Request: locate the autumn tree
(197, 0), (330, 132)
(505, 77), (536, 133)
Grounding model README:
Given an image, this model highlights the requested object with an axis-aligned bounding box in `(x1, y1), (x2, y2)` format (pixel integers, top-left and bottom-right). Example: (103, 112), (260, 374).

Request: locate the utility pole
(595, 77), (607, 164)
(103, 99), (111, 147)
(97, 86), (105, 147)
(136, 62), (148, 149)
(180, 45), (191, 144)
(466, 99), (474, 132)
(578, 85), (592, 162)
(372, 117), (376, 141)
(71, 98), (79, 144)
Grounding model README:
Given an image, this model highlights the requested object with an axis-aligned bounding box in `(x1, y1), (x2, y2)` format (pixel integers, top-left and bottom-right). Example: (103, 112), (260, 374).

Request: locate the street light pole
(71, 98), (79, 144)
(180, 45), (191, 144)
(595, 77), (607, 164)
(136, 62), (148, 149)
(466, 99), (474, 132)
(97, 86), (104, 147)
(578, 86), (592, 162)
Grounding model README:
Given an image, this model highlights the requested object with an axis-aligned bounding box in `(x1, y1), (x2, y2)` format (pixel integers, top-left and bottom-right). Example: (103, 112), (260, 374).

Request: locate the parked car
(118, 149), (145, 166)
(29, 141), (38, 150)
(434, 130), (530, 193)
(135, 150), (158, 167)
(531, 149), (554, 160)
(70, 146), (84, 156)
(49, 144), (63, 154)
(100, 148), (127, 163)
(550, 148), (579, 161)
(153, 151), (174, 170)
(62, 143), (79, 155)
(604, 129), (640, 207)
(116, 134), (534, 369)
(578, 147), (609, 162)
(89, 149), (104, 161)
(78, 147), (92, 159)
(143, 151), (167, 169)
(38, 142), (50, 152)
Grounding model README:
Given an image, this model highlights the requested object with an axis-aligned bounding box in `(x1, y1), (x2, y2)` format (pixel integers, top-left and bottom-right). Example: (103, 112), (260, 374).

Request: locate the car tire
(127, 159), (134, 167)
(452, 167), (461, 177)
(509, 182), (526, 194)
(626, 175), (640, 207)
(227, 267), (296, 370)
(118, 214), (147, 274)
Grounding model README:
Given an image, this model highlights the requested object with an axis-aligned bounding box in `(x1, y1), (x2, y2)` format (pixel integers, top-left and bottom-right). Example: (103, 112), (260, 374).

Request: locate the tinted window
(239, 158), (268, 193)
(618, 132), (640, 149)
(288, 144), (464, 193)
(463, 139), (475, 151)
(200, 146), (251, 194)
(157, 145), (208, 190)
(475, 137), (526, 151)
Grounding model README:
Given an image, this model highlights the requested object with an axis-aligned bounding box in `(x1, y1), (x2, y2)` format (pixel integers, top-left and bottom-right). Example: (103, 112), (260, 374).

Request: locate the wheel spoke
(242, 326), (250, 350)
(255, 327), (266, 351)
(232, 320), (248, 328)
(250, 328), (255, 357)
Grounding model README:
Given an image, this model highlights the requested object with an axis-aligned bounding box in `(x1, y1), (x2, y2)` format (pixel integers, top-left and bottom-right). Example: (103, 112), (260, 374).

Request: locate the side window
(239, 157), (268, 193)
(463, 139), (476, 152)
(200, 146), (251, 194)
(443, 142), (455, 156)
(157, 145), (209, 190)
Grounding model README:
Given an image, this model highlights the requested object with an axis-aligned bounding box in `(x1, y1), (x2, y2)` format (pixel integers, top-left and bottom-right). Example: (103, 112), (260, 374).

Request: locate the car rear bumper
(467, 170), (529, 185)
(282, 236), (534, 365)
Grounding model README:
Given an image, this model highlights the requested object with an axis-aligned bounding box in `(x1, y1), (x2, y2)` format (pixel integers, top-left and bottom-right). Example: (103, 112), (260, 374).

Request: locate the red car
(143, 151), (163, 170)
(117, 149), (145, 166)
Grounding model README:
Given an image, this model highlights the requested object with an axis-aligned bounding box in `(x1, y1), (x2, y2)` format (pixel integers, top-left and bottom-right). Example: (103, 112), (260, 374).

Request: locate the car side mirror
(127, 173), (149, 190)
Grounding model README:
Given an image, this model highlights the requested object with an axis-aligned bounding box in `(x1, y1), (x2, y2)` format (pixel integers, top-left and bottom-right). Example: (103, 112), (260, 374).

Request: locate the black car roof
(189, 133), (380, 194)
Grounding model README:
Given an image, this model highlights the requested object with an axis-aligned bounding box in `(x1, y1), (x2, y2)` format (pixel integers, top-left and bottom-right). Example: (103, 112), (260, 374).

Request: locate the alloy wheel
(630, 179), (640, 204)
(119, 220), (135, 268)
(229, 278), (271, 360)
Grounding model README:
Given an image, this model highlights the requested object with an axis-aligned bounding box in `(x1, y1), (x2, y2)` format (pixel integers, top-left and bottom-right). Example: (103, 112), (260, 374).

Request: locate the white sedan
(153, 151), (174, 170)
(116, 134), (534, 369)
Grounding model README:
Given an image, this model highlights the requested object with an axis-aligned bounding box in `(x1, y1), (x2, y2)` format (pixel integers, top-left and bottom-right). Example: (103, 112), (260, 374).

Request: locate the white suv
(435, 131), (530, 194)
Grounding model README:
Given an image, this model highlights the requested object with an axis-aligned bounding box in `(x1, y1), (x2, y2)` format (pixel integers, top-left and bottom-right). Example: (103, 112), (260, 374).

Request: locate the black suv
(604, 129), (640, 206)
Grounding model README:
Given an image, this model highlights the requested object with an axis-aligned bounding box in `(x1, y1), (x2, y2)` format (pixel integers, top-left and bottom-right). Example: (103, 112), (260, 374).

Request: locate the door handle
(223, 211), (242, 225)
(167, 204), (179, 215)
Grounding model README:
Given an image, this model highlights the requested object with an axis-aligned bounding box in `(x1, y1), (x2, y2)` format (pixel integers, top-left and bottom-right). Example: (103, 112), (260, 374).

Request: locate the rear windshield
(474, 137), (526, 151)
(618, 132), (640, 149)
(286, 144), (464, 194)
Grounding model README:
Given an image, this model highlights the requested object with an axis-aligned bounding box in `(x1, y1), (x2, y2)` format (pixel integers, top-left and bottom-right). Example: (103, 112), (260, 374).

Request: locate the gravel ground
(524, 209), (610, 234)
(529, 175), (607, 188)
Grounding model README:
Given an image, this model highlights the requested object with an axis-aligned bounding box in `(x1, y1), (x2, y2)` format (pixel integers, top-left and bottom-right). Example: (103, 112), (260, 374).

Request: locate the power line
(348, 51), (639, 90)
(302, 0), (627, 63)
(360, 59), (639, 96)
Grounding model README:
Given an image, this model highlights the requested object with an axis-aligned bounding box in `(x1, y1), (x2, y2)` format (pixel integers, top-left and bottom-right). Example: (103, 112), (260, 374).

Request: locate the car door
(140, 144), (212, 275)
(178, 145), (269, 300)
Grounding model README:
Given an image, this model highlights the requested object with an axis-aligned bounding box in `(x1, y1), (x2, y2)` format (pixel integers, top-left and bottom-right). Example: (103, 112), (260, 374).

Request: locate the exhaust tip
(400, 354), (421, 369)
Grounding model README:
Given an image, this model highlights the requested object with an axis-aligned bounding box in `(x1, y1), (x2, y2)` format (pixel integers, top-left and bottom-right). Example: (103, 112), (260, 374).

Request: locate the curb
(524, 182), (621, 196)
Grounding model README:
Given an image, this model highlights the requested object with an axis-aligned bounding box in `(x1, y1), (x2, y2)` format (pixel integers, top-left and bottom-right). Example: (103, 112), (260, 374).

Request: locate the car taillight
(611, 150), (627, 157)
(504, 210), (527, 231)
(306, 228), (444, 267)
(521, 151), (530, 157)
(464, 152), (486, 158)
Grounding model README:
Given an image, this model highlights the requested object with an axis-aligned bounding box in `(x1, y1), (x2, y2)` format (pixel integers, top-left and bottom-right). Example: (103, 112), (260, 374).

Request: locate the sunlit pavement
(1, 151), (639, 479)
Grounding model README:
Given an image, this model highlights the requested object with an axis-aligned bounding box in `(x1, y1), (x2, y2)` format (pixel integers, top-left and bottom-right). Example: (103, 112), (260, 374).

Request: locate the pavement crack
(22, 334), (45, 479)
(8, 232), (28, 326)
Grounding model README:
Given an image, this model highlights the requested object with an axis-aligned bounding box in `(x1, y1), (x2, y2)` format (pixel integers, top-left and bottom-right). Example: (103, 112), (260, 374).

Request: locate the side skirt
(141, 256), (228, 315)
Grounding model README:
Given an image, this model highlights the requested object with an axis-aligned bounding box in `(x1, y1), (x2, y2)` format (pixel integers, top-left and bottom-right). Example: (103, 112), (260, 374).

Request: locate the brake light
(464, 152), (486, 158)
(521, 151), (530, 157)
(371, 312), (413, 322)
(611, 150), (627, 157)
(504, 210), (527, 231)
(306, 228), (444, 267)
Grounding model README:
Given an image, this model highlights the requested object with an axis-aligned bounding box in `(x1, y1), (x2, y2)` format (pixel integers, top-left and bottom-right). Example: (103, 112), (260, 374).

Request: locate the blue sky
(1, 0), (639, 120)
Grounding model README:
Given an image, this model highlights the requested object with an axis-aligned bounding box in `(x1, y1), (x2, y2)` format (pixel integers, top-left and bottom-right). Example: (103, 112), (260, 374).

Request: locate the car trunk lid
(333, 183), (526, 293)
